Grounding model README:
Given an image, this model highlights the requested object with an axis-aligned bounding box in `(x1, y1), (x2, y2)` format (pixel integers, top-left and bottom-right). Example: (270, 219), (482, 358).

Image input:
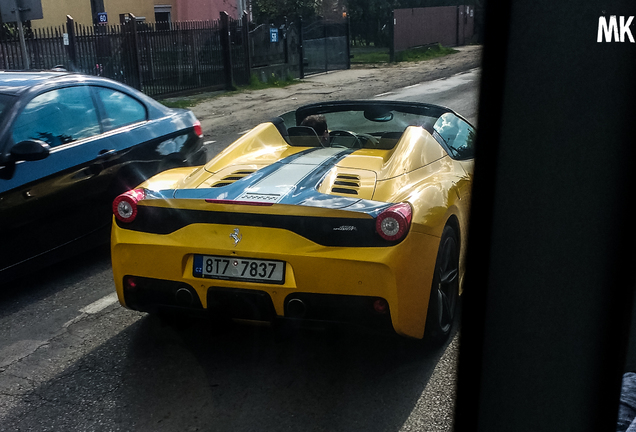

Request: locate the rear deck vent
(332, 187), (358, 195)
(331, 174), (360, 195)
(211, 170), (255, 188)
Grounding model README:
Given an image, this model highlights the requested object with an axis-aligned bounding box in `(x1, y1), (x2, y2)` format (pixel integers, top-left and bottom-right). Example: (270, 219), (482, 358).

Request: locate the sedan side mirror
(11, 140), (51, 162)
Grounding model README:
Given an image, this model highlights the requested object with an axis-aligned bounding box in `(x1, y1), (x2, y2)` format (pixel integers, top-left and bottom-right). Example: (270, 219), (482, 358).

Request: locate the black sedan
(0, 71), (206, 284)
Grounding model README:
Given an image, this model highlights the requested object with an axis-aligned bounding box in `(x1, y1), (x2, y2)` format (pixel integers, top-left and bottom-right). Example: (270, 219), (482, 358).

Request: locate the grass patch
(350, 46), (390, 64)
(241, 72), (298, 90)
(395, 44), (458, 62)
(158, 73), (298, 108)
(160, 99), (198, 109)
(350, 43), (458, 65)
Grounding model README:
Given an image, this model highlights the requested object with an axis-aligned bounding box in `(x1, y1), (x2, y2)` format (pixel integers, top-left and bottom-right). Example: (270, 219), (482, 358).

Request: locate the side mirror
(11, 140), (50, 162)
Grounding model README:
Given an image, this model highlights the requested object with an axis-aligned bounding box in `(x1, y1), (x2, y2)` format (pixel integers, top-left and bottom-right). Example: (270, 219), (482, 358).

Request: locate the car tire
(424, 225), (460, 344)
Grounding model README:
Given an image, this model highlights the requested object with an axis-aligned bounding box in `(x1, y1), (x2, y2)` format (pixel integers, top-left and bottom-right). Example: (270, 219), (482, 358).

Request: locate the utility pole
(15, 10), (29, 68)
(0, 0), (44, 69)
(9, 0), (29, 69)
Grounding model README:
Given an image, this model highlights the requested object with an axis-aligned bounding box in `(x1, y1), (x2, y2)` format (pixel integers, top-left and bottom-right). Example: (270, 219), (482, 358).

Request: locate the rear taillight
(113, 189), (146, 223)
(375, 202), (412, 241)
(123, 275), (138, 291)
(193, 120), (203, 138)
(373, 298), (389, 314)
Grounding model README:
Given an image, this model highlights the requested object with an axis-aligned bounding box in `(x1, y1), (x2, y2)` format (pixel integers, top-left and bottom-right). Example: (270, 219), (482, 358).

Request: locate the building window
(155, 5), (172, 30)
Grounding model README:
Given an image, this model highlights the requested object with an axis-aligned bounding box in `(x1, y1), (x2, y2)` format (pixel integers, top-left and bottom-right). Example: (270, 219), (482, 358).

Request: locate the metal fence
(248, 19), (301, 81)
(0, 13), (250, 97)
(301, 18), (350, 76)
(0, 14), (348, 97)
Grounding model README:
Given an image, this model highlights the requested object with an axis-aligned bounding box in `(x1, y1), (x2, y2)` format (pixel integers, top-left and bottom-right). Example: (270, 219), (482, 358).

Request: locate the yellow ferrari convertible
(111, 100), (475, 341)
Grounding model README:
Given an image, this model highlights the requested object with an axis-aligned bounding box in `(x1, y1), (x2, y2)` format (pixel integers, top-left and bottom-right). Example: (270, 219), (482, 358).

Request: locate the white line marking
(203, 140), (216, 145)
(374, 91), (395, 97)
(80, 293), (118, 315)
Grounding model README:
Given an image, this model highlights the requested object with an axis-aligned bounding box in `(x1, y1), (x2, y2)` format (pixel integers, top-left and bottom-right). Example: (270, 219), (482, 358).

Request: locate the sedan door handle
(98, 149), (116, 157)
(96, 149), (118, 164)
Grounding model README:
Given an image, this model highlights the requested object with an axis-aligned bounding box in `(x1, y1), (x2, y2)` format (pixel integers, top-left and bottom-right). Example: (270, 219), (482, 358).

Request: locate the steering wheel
(355, 133), (380, 148)
(328, 130), (362, 149)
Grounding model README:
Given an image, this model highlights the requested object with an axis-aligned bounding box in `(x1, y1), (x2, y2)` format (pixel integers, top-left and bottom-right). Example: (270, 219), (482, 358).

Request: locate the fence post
(242, 11), (251, 82)
(220, 11), (235, 90)
(389, 10), (395, 63)
(345, 16), (351, 70)
(283, 16), (289, 64)
(323, 20), (327, 73)
(127, 14), (143, 90)
(65, 15), (77, 69)
(456, 6), (460, 46)
(298, 16), (304, 79)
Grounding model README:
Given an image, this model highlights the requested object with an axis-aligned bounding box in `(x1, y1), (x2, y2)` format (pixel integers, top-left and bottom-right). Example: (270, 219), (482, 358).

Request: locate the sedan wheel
(424, 225), (459, 343)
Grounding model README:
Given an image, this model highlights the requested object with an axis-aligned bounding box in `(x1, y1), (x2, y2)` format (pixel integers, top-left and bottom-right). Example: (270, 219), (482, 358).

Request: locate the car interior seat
(287, 126), (323, 147)
(376, 131), (404, 150)
(270, 116), (289, 142)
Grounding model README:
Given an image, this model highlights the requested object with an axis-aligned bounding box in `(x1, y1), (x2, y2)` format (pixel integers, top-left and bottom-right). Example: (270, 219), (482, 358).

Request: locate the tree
(347, 0), (396, 46)
(251, 0), (323, 22)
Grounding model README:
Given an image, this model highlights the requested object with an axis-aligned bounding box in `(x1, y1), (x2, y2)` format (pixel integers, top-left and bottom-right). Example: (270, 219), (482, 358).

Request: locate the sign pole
(9, 0), (30, 69)
(16, 14), (30, 69)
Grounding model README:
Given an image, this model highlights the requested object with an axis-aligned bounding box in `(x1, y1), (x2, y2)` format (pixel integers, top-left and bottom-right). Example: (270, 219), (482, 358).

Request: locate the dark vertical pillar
(345, 16), (351, 70)
(283, 16), (289, 64)
(65, 15), (77, 69)
(298, 16), (304, 79)
(242, 11), (251, 82)
(389, 10), (395, 63)
(126, 14), (143, 90)
(220, 11), (234, 90)
(454, 0), (636, 431)
(323, 20), (327, 73)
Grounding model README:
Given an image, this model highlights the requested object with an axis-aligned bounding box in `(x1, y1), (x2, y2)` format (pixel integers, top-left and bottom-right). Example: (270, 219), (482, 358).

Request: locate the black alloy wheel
(424, 225), (459, 343)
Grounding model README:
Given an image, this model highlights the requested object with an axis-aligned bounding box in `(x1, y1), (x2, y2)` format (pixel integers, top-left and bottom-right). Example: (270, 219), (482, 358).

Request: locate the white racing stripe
(238, 148), (344, 203)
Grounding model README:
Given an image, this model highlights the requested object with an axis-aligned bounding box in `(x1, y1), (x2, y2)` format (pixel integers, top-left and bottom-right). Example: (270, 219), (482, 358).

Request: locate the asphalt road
(0, 65), (480, 432)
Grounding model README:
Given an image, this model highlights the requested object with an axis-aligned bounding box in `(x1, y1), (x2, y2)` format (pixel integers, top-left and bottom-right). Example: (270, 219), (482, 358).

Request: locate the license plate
(193, 255), (285, 284)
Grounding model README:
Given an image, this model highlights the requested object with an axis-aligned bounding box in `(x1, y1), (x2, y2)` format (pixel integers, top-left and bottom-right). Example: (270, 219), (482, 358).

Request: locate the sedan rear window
(95, 87), (147, 131)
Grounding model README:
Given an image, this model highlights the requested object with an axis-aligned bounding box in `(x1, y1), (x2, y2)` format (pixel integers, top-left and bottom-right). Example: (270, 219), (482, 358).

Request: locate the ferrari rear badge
(230, 228), (242, 246)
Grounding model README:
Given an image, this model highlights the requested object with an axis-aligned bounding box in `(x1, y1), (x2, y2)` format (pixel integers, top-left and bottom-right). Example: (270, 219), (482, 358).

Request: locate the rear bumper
(111, 222), (440, 339)
(120, 277), (394, 332)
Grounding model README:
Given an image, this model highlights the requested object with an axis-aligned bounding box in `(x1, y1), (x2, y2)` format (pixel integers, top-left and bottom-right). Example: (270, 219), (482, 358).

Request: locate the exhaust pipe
(175, 287), (194, 306)
(286, 298), (306, 318)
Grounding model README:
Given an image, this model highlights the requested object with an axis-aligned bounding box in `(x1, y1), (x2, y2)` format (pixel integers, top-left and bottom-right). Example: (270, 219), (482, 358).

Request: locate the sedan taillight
(193, 120), (203, 138)
(113, 189), (146, 223)
(375, 202), (412, 241)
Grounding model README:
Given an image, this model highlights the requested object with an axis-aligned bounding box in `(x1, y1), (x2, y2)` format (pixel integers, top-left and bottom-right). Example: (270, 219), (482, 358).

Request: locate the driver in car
(301, 114), (330, 146)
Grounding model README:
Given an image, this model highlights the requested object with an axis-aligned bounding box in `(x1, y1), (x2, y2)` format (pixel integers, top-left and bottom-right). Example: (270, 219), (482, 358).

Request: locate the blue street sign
(270, 28), (279, 43)
(97, 12), (107, 24)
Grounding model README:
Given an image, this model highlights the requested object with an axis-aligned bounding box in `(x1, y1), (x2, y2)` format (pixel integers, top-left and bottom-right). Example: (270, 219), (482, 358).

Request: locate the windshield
(284, 106), (440, 135)
(281, 103), (447, 149)
(326, 110), (438, 134)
